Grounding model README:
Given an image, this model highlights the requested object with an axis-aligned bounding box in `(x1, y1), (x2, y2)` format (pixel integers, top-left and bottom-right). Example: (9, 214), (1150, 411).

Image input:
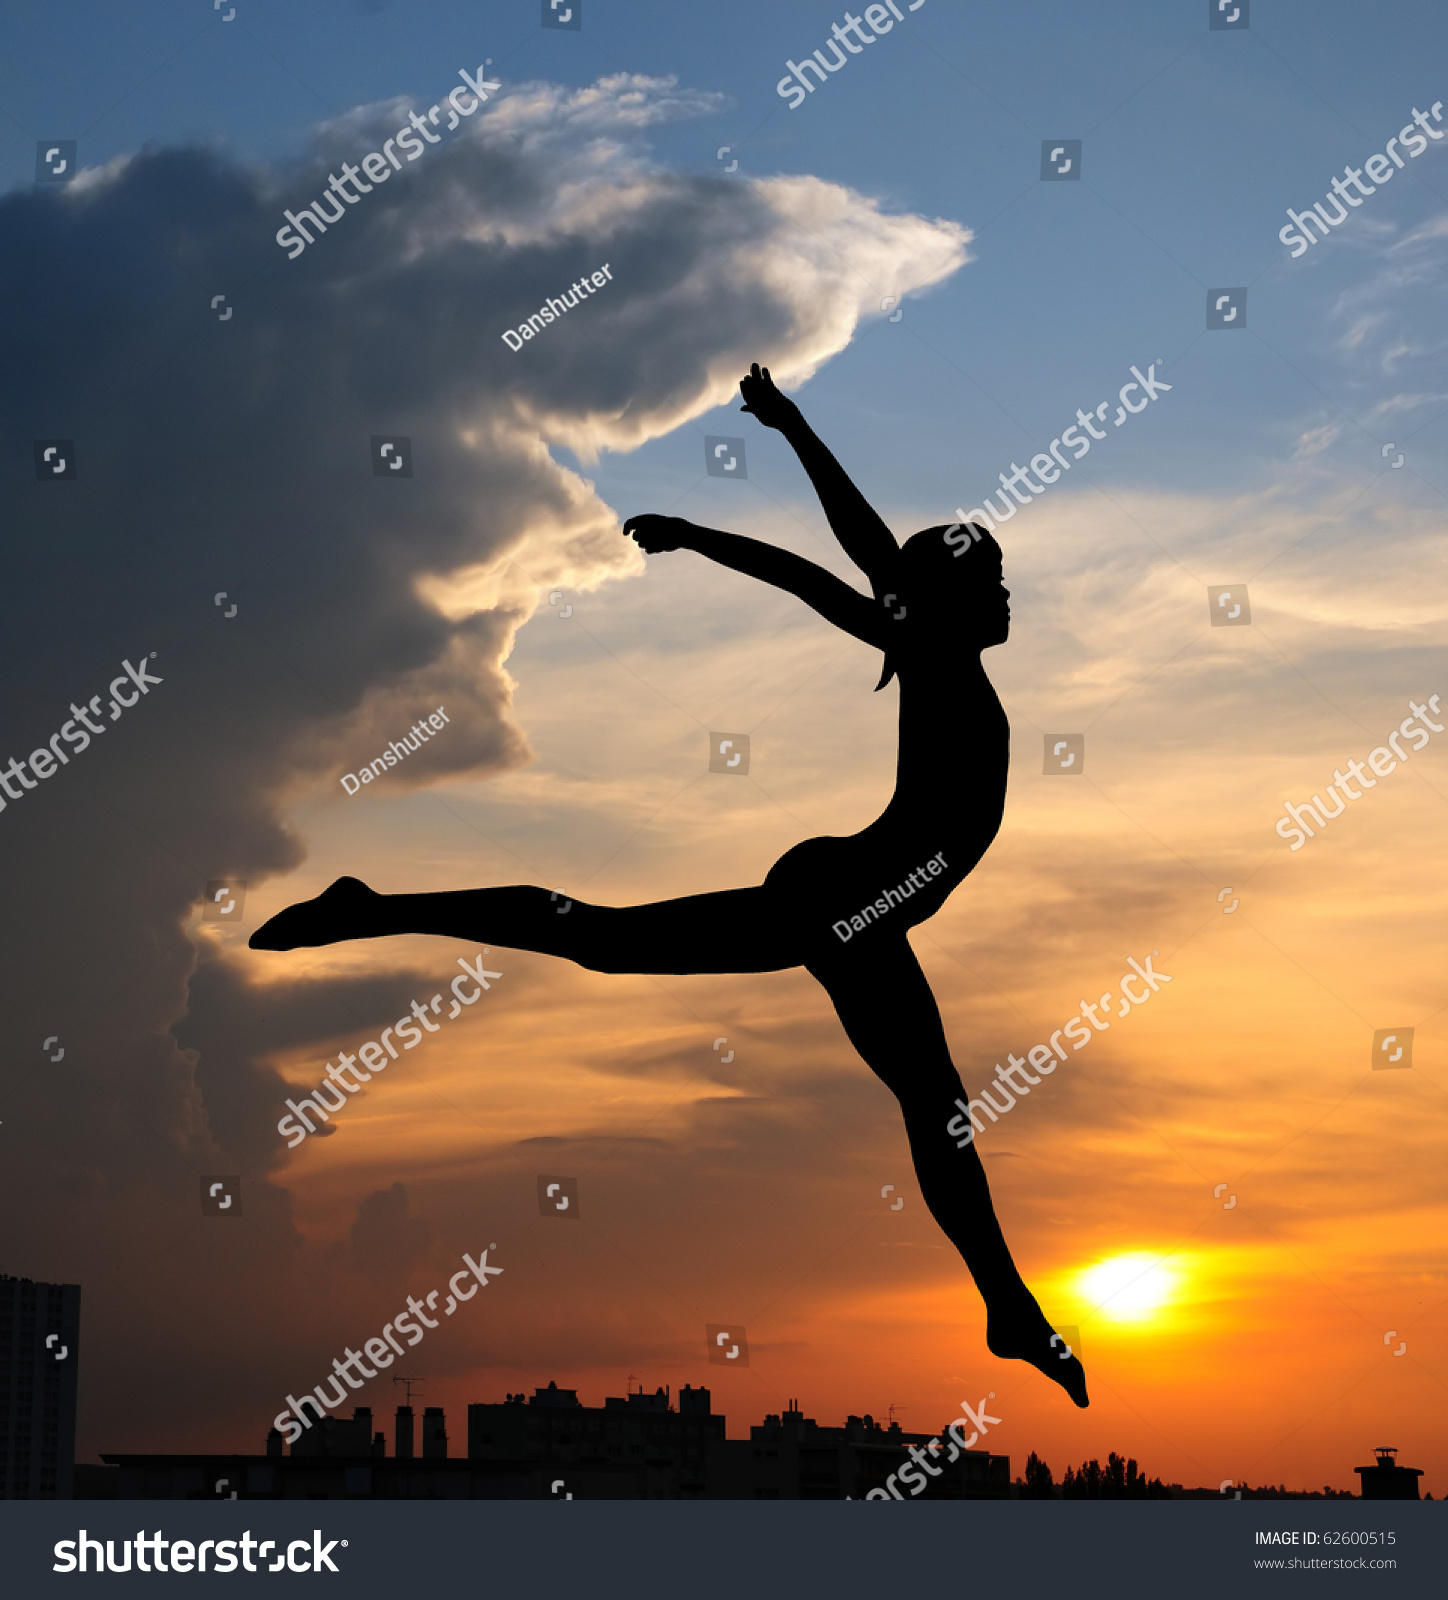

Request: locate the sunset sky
(2, 0), (1445, 1496)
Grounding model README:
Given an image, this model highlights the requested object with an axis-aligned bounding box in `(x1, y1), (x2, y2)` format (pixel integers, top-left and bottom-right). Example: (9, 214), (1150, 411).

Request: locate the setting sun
(1076, 1254), (1182, 1324)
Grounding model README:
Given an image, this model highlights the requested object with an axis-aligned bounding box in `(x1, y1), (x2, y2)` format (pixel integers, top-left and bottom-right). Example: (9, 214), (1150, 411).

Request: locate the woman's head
(872, 522), (1008, 691)
(898, 522), (1010, 646)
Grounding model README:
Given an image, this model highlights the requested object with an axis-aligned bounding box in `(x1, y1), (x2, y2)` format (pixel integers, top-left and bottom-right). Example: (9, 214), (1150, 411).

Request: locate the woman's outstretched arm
(739, 363), (900, 591)
(623, 515), (890, 649)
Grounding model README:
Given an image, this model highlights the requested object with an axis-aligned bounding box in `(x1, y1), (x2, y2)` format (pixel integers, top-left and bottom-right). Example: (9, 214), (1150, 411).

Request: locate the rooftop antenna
(627, 1372), (641, 1396)
(391, 1375), (424, 1406)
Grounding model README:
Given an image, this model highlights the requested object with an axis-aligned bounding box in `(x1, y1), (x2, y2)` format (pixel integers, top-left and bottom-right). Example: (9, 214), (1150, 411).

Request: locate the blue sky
(5, 0), (1447, 523)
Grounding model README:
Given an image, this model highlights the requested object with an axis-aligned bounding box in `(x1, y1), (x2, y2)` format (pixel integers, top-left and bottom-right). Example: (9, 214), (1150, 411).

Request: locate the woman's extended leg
(808, 936), (1089, 1407)
(249, 875), (800, 976)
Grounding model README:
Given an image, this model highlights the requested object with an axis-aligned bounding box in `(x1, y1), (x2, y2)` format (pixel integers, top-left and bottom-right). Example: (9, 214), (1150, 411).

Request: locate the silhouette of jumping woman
(252, 363), (1089, 1408)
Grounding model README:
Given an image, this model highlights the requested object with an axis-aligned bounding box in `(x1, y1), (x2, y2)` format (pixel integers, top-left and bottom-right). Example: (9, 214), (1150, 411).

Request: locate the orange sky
(219, 488), (1448, 1494)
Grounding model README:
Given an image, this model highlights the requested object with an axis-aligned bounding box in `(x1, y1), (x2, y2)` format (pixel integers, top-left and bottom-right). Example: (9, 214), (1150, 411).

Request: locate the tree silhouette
(1058, 1453), (1171, 1499)
(1021, 1451), (1055, 1498)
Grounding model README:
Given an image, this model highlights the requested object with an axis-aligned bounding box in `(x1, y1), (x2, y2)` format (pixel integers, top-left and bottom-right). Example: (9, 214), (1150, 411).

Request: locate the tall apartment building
(0, 1274), (81, 1499)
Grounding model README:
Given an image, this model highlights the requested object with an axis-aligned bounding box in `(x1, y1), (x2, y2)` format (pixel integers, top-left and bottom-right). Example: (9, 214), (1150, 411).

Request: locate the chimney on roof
(679, 1384), (712, 1416)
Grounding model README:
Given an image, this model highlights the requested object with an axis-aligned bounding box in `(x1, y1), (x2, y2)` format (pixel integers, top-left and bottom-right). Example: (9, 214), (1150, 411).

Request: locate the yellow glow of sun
(1076, 1253), (1180, 1323)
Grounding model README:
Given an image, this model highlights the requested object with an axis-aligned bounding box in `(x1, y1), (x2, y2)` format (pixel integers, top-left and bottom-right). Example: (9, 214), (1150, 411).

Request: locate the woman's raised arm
(738, 363), (900, 592)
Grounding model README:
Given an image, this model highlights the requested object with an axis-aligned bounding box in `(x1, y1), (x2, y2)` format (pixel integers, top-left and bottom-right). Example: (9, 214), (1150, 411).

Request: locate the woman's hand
(623, 513), (695, 554)
(739, 362), (801, 431)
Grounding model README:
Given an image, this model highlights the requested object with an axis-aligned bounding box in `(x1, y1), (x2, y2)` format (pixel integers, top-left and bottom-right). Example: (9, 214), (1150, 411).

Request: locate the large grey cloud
(0, 71), (968, 1454)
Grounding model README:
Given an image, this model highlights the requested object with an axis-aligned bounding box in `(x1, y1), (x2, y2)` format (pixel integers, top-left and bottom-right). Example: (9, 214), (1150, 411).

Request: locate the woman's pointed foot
(248, 876), (384, 950)
(987, 1298), (1090, 1408)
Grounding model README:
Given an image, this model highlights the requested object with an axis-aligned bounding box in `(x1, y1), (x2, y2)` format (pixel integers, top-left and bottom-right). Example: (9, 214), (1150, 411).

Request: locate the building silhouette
(466, 1380), (721, 1497)
(708, 1400), (1009, 1499)
(1355, 1447), (1423, 1500)
(91, 1382), (1007, 1499)
(77, 1372), (1428, 1502)
(0, 1274), (80, 1500)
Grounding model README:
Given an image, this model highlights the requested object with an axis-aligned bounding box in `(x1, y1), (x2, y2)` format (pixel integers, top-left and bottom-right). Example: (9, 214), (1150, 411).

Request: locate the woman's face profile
(903, 530), (1010, 649)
